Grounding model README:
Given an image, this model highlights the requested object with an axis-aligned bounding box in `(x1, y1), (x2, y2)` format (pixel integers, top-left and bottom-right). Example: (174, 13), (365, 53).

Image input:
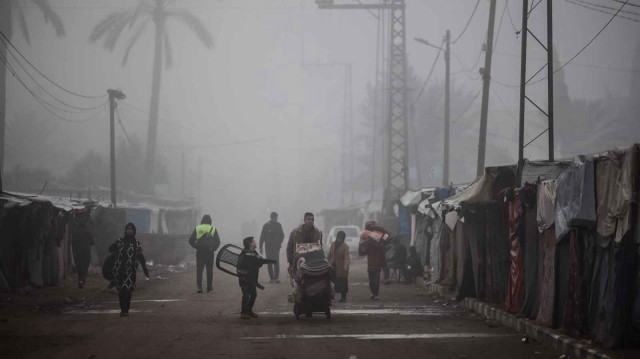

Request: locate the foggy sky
(4, 0), (639, 240)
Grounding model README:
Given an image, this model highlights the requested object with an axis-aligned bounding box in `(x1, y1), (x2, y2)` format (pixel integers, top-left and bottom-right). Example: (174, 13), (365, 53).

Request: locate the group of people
(69, 210), (423, 318)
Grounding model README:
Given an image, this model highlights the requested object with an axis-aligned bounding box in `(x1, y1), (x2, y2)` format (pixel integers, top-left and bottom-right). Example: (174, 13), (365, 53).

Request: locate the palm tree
(0, 0), (65, 186)
(89, 0), (214, 193)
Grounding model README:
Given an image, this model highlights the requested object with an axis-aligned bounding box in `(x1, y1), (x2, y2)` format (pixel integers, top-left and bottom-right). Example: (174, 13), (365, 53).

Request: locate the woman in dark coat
(109, 223), (149, 317)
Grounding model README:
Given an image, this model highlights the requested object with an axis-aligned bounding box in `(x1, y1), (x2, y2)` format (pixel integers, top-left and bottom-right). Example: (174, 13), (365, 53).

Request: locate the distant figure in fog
(189, 214), (221, 293)
(72, 220), (94, 289)
(328, 230), (350, 302)
(259, 212), (285, 283)
(237, 237), (264, 319)
(109, 223), (149, 317)
(403, 246), (424, 284)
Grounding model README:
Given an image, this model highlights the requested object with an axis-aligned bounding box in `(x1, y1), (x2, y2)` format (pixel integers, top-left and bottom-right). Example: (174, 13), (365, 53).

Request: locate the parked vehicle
(325, 225), (360, 255)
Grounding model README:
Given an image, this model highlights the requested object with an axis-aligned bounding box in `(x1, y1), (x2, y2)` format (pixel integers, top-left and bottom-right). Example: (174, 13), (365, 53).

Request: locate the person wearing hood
(188, 214), (221, 293)
(109, 223), (149, 317)
(327, 230), (350, 302)
(286, 212), (323, 272)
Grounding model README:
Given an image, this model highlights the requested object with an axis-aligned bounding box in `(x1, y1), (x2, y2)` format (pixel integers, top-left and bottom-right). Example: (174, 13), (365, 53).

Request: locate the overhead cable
(452, 0), (481, 44)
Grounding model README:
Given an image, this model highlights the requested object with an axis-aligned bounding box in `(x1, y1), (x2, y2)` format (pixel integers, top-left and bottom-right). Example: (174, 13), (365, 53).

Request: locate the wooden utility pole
(477, 0), (497, 178)
(443, 30), (451, 187)
(108, 89), (125, 207)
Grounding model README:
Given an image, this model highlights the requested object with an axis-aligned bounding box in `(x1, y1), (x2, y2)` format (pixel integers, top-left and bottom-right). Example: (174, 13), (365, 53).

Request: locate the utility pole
(108, 89), (125, 208)
(547, 0), (554, 161)
(317, 0), (409, 218)
(518, 0), (554, 162)
(477, 0), (497, 178)
(444, 30), (451, 187)
(518, 0), (529, 162)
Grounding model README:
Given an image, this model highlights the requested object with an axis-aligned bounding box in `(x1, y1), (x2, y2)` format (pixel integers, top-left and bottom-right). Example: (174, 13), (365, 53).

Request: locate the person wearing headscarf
(109, 223), (149, 317)
(327, 230), (350, 302)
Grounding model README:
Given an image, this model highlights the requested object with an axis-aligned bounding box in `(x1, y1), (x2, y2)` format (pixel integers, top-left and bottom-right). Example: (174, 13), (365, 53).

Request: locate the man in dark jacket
(72, 220), (94, 289)
(188, 214), (221, 293)
(259, 212), (285, 283)
(359, 220), (391, 300)
(237, 237), (264, 319)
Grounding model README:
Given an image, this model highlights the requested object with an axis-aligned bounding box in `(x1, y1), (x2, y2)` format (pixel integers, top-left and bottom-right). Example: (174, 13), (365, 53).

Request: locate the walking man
(189, 214), (221, 293)
(359, 220), (391, 300)
(259, 212), (285, 283)
(287, 212), (323, 273)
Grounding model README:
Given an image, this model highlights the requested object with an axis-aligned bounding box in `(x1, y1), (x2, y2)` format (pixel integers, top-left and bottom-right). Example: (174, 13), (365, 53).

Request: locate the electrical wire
(115, 106), (133, 145)
(0, 51), (108, 123)
(528, 0), (631, 85)
(0, 36), (106, 112)
(452, 0), (481, 44)
(0, 29), (106, 99)
(574, 0), (640, 16)
(611, 0), (640, 8)
(505, 0), (522, 34)
(564, 0), (640, 22)
(412, 39), (445, 106)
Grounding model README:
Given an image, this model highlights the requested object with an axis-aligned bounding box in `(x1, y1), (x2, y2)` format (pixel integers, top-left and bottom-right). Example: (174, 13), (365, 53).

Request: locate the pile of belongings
(289, 243), (334, 302)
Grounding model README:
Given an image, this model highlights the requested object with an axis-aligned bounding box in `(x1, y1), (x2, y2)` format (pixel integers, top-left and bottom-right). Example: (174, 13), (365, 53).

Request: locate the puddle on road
(63, 309), (152, 315)
(243, 333), (511, 340)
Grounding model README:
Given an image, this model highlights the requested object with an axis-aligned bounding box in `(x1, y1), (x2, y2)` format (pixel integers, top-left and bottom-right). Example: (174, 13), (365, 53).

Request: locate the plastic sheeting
(536, 226), (557, 326)
(595, 145), (639, 244)
(505, 188), (525, 314)
(430, 217), (445, 282)
(126, 208), (151, 234)
(555, 156), (596, 239)
(520, 184), (539, 319)
(537, 180), (557, 234)
(519, 160), (570, 187)
(484, 204), (510, 304)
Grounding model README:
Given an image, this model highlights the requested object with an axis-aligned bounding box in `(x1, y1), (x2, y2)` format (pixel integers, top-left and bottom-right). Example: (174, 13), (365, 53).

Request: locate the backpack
(196, 227), (221, 251)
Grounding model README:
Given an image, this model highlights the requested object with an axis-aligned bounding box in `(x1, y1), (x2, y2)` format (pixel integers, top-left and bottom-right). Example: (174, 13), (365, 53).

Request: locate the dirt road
(1, 253), (562, 358)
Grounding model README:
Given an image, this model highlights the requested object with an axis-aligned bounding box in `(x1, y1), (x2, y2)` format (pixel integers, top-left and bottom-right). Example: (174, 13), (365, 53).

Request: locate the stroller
(290, 242), (334, 320)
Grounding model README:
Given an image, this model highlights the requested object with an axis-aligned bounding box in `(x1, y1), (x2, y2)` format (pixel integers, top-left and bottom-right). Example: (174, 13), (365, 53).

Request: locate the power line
(0, 36), (105, 112)
(412, 39), (445, 106)
(0, 30), (106, 99)
(0, 51), (108, 123)
(528, 0), (631, 85)
(611, 0), (640, 8)
(564, 0), (640, 22)
(505, 0), (522, 34)
(115, 106), (133, 145)
(493, 50), (640, 73)
(452, 0), (481, 44)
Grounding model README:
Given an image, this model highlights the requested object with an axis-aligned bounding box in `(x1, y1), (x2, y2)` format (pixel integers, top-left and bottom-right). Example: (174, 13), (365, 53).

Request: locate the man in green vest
(189, 214), (221, 293)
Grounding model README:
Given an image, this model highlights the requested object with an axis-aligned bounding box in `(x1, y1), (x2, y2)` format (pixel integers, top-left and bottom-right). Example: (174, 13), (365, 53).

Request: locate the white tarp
(536, 179), (557, 234)
(555, 156), (597, 239)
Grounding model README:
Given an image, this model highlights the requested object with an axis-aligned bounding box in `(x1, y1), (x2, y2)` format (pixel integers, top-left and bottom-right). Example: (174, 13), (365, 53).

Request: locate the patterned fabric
(112, 239), (144, 291)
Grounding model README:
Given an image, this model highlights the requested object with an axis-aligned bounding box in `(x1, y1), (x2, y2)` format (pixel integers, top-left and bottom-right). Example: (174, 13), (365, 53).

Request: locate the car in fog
(325, 225), (361, 255)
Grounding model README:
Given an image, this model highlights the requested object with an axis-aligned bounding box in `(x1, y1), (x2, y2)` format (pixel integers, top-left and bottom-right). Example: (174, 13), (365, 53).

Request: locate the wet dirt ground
(1, 254), (565, 359)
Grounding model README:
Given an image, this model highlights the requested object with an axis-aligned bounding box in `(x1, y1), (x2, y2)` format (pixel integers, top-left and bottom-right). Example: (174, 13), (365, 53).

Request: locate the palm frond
(122, 19), (150, 66)
(168, 9), (214, 49)
(89, 11), (134, 51)
(15, 5), (30, 44)
(129, 1), (153, 29)
(30, 0), (65, 36)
